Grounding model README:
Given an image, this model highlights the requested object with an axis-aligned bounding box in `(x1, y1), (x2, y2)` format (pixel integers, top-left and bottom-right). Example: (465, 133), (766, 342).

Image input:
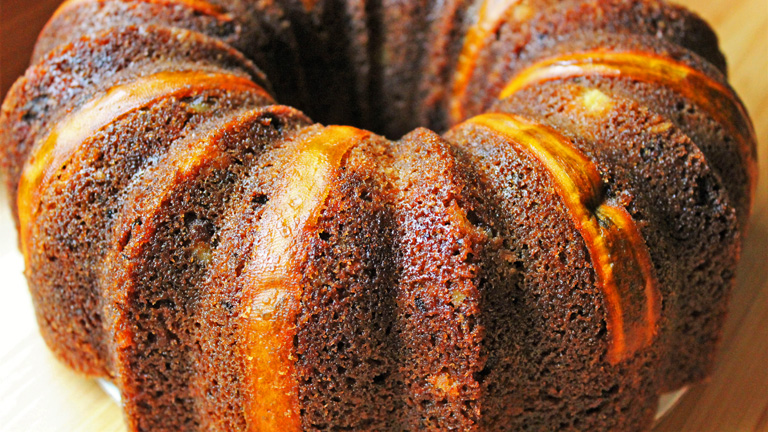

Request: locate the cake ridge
(461, 112), (661, 364)
(450, 0), (529, 123)
(1, 24), (267, 227)
(51, 0), (233, 22)
(106, 104), (313, 430)
(390, 128), (487, 428)
(493, 79), (741, 390)
(242, 125), (369, 430)
(16, 70), (271, 260)
(497, 49), (758, 223)
(0, 0), (757, 430)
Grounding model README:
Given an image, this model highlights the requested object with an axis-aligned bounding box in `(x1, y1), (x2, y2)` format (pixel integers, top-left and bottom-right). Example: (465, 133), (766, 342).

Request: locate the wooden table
(1, 0), (766, 430)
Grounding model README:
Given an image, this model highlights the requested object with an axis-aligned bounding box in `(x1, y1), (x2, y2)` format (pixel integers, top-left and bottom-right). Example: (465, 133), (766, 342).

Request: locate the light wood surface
(0, 0), (766, 430)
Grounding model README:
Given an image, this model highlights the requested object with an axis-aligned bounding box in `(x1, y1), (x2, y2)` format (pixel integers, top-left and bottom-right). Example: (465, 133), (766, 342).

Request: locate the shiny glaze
(240, 126), (368, 431)
(462, 112), (661, 364)
(450, 0), (532, 123)
(51, 0), (233, 21)
(16, 71), (269, 260)
(498, 50), (758, 202)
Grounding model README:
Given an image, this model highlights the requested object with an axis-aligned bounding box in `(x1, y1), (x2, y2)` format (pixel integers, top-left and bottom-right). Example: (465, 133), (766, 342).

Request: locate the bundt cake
(0, 0), (757, 430)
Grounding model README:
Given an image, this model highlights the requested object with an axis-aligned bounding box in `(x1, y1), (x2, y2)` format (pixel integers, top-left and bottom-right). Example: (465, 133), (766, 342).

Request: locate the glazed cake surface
(0, 0), (757, 430)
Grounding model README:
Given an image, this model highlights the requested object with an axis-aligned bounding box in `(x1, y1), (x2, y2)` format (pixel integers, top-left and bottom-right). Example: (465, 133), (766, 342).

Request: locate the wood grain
(0, 0), (765, 430)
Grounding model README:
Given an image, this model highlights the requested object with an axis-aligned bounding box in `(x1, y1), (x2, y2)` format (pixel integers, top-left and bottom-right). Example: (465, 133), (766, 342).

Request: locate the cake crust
(0, 0), (757, 430)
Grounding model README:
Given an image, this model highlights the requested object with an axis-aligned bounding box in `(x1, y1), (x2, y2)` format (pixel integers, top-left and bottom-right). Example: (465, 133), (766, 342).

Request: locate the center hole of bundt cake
(259, 47), (448, 140)
(273, 77), (436, 140)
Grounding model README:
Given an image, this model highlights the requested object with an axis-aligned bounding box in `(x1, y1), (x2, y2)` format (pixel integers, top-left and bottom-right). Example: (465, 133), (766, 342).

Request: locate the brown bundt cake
(0, 0), (757, 430)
